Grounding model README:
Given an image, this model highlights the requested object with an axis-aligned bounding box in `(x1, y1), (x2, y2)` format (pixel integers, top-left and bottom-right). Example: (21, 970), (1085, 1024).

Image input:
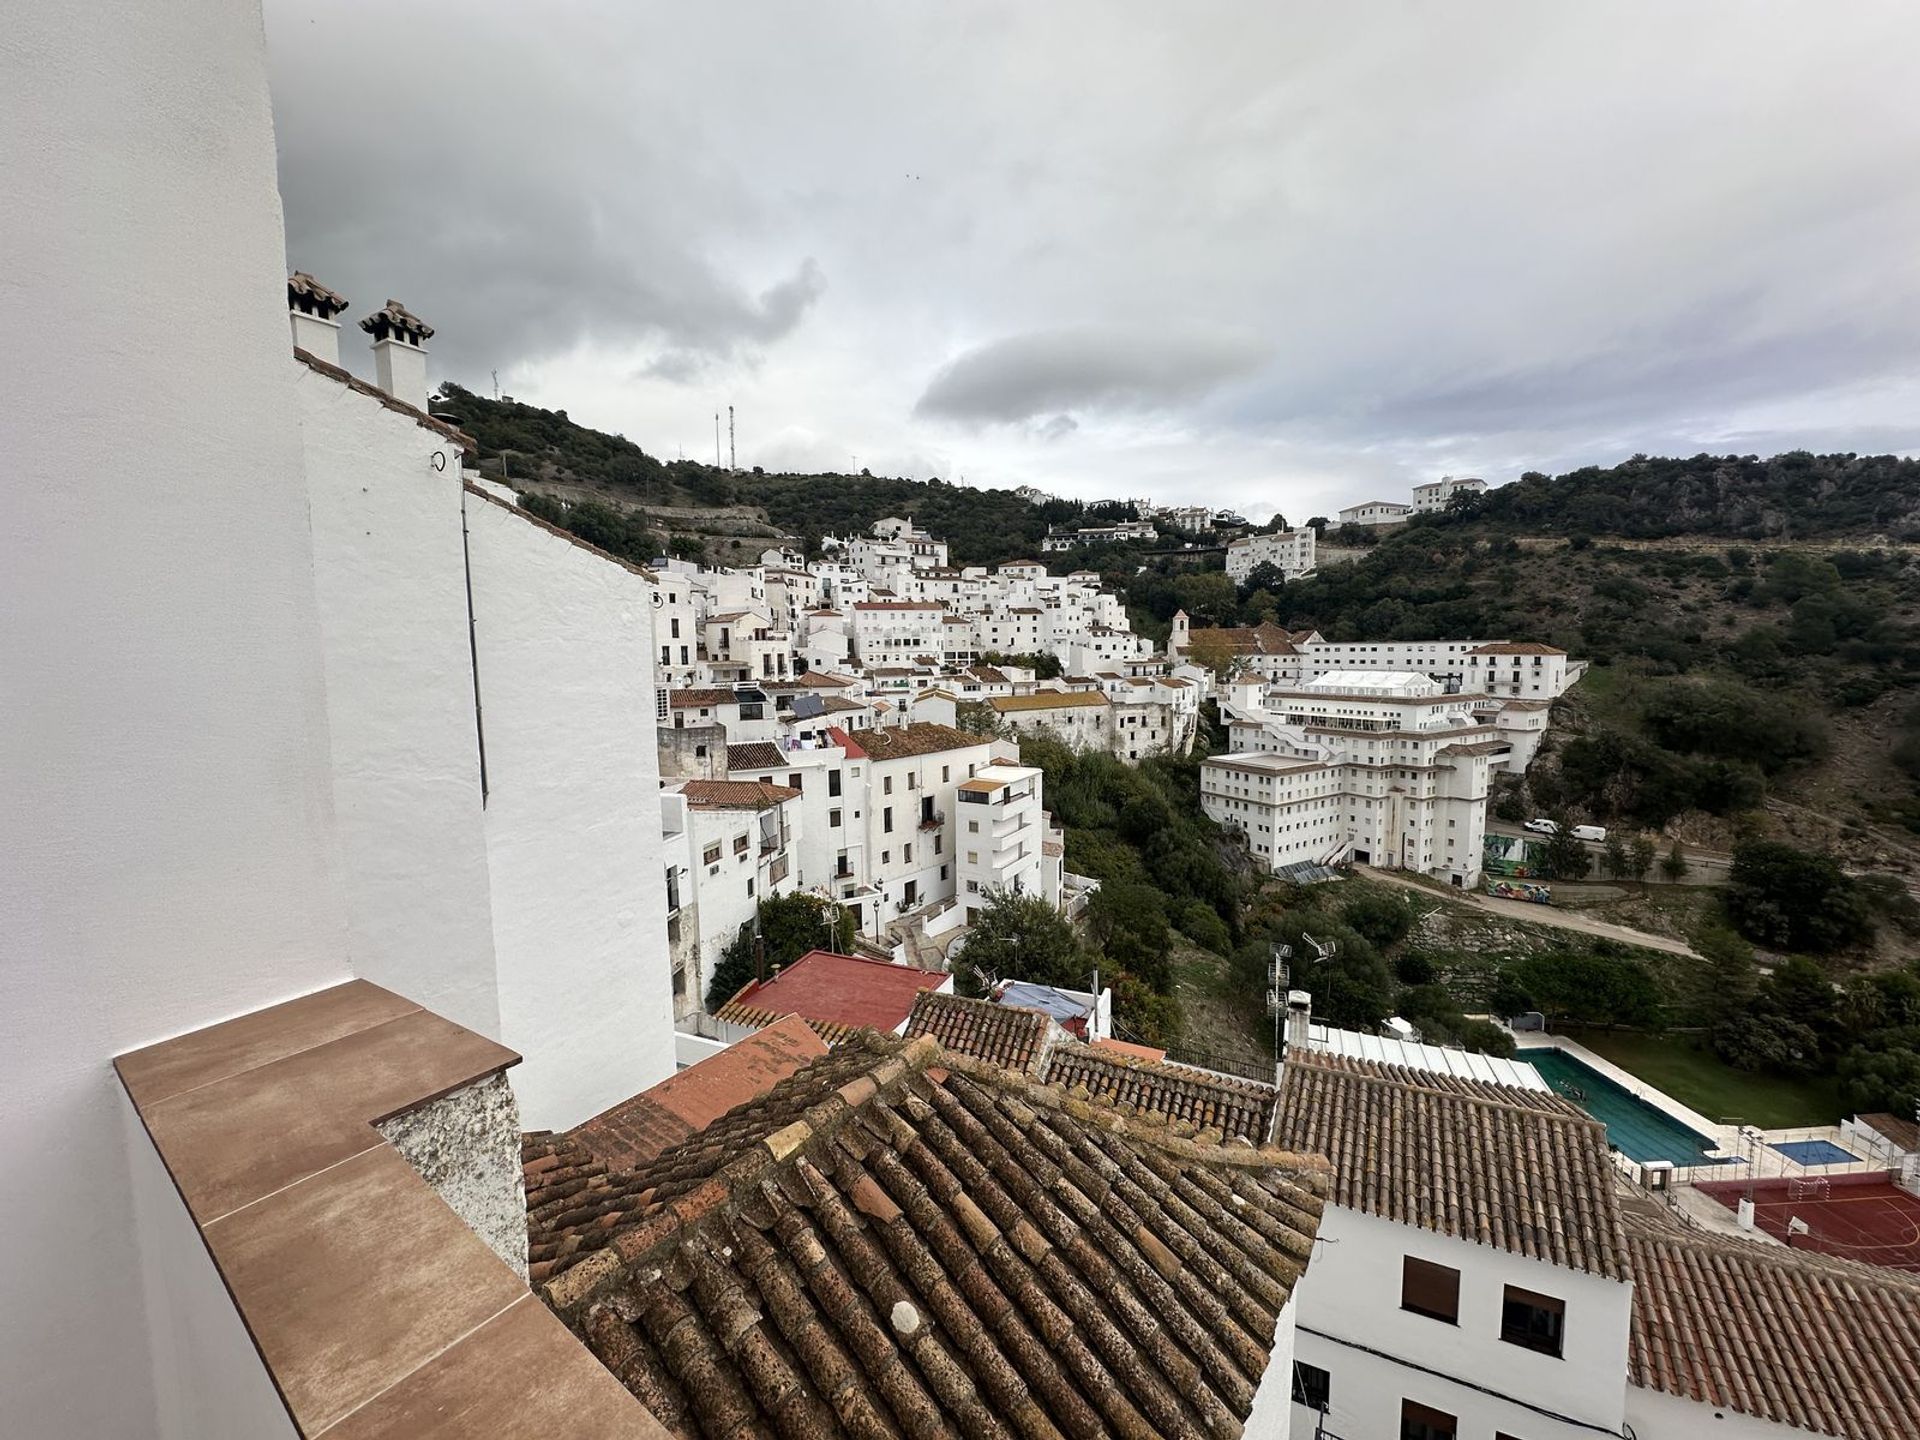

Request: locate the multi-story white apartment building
(1171, 616), (1580, 704)
(1412, 474), (1487, 512)
(1225, 527), (1318, 583)
(955, 763), (1052, 918)
(1464, 641), (1573, 699)
(850, 599), (945, 667)
(659, 779), (802, 1019)
(1275, 1048), (1633, 1440)
(1205, 671), (1495, 886)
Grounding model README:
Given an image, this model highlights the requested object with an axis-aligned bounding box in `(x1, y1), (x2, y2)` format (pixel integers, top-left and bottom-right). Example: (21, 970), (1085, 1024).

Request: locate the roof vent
(287, 271), (348, 365)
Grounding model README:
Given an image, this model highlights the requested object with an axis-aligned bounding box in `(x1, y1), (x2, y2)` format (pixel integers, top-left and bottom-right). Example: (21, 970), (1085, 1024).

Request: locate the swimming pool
(1517, 1048), (1731, 1166)
(1769, 1138), (1857, 1166)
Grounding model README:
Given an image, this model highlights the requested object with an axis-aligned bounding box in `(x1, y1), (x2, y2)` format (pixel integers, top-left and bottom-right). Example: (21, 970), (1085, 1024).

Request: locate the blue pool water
(1769, 1139), (1856, 1166)
(1517, 1048), (1732, 1166)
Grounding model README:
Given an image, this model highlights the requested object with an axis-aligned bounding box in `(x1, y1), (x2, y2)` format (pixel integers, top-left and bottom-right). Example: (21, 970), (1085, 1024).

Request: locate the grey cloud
(265, 1), (1920, 507)
(914, 326), (1267, 425)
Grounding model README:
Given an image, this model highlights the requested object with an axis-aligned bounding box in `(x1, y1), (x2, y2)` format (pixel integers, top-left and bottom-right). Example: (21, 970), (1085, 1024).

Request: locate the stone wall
(377, 1072), (528, 1282)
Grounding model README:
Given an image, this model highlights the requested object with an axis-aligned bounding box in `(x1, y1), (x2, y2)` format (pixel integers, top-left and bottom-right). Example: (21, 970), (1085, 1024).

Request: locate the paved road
(1356, 865), (1703, 959)
(1485, 820), (1732, 886)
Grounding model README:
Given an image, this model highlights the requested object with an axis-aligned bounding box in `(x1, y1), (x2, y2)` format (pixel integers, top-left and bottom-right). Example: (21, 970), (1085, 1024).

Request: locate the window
(702, 844), (722, 865)
(789, 772), (802, 789)
(733, 834), (750, 855)
(934, 834), (942, 855)
(1401, 1257), (1459, 1324)
(942, 765), (950, 782)
(881, 851), (890, 865)
(746, 878), (755, 897)
(829, 809), (842, 828)
(829, 770), (842, 797)
(884, 775), (893, 795)
(904, 844), (913, 863)
(968, 820), (980, 834)
(884, 807), (894, 833)
(1501, 1286), (1565, 1358)
(1291, 1363), (1330, 1412)
(1399, 1400), (1455, 1440)
(670, 617), (681, 638)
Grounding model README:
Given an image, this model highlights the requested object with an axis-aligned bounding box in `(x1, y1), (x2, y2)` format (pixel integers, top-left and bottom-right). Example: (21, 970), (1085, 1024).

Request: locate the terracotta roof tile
(674, 780), (799, 811)
(534, 1034), (1330, 1440)
(709, 1003), (866, 1049)
(1469, 641), (1566, 655)
(991, 692), (1108, 713)
(1272, 1051), (1626, 1278)
(1041, 1047), (1278, 1146)
(723, 741), (785, 773)
(903, 992), (1055, 1075)
(1626, 1215), (1920, 1439)
(855, 722), (992, 761)
(667, 688), (736, 709)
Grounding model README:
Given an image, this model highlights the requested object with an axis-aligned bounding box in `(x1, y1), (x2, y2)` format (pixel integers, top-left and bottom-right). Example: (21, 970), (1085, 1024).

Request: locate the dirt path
(1355, 866), (1702, 959)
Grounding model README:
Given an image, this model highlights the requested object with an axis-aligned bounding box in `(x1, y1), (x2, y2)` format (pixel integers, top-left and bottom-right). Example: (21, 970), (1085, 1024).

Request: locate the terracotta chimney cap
(287, 271), (348, 318)
(359, 299), (434, 344)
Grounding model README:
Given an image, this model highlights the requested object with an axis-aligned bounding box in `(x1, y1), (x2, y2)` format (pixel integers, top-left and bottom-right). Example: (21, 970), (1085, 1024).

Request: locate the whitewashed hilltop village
(10, 6), (1920, 1440)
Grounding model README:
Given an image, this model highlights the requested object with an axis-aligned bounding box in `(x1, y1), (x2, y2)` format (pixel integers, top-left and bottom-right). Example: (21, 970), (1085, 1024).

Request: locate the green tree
(1723, 840), (1874, 952)
(1541, 822), (1592, 881)
(1627, 836), (1657, 882)
(954, 700), (1004, 737)
(1515, 949), (1661, 1027)
(950, 889), (1085, 995)
(704, 893), (856, 1013)
(1341, 889), (1417, 949)
(1602, 837), (1629, 880)
(1659, 841), (1690, 882)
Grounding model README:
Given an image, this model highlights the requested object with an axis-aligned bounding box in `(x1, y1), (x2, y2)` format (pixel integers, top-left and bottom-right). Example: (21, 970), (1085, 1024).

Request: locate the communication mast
(714, 413), (721, 468)
(729, 405), (737, 472)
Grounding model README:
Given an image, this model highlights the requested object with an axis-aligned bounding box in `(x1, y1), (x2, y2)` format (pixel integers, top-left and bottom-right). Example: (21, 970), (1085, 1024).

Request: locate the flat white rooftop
(1303, 1022), (1551, 1091)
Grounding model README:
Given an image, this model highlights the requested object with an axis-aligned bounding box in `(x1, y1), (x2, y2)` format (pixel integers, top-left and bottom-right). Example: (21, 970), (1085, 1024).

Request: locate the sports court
(1696, 1174), (1920, 1274)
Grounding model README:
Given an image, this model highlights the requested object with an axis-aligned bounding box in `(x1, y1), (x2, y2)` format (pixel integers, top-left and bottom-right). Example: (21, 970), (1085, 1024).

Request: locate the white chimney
(359, 299), (434, 409)
(286, 272), (348, 366)
(1285, 989), (1312, 1052)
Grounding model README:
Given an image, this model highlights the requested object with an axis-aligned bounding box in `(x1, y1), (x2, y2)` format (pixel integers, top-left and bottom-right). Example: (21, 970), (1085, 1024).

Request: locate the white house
(1411, 474), (1487, 513)
(1275, 1049), (1633, 1440)
(1337, 499), (1412, 526)
(955, 763), (1048, 918)
(660, 778), (802, 1019)
(1225, 528), (1318, 583)
(1206, 670), (1495, 886)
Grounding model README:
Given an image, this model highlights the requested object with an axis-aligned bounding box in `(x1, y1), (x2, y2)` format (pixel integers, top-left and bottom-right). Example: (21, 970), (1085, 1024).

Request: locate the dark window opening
(1500, 1286), (1565, 1358)
(1400, 1399), (1456, 1440)
(1401, 1257), (1459, 1324)
(1291, 1363), (1330, 1412)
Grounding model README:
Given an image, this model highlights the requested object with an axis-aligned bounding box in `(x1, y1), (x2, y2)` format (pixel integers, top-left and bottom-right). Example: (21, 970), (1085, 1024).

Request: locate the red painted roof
(826, 724), (867, 759)
(570, 1014), (827, 1170)
(729, 950), (946, 1034)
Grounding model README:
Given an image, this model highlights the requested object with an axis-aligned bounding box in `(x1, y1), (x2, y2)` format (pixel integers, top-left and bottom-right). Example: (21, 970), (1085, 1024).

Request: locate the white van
(1571, 824), (1607, 843)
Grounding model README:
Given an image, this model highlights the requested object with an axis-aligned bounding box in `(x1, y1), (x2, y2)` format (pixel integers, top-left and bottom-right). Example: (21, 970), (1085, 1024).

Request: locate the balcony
(918, 809), (945, 831)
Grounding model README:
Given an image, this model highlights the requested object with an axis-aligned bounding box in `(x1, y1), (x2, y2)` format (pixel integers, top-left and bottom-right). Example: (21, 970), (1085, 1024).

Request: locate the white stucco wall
(1290, 1206), (1631, 1439)
(1626, 1384), (1828, 1440)
(299, 370), (503, 1037)
(1244, 1293), (1298, 1440)
(466, 494), (675, 1129)
(1, 3), (351, 1433)
(124, 1098), (301, 1440)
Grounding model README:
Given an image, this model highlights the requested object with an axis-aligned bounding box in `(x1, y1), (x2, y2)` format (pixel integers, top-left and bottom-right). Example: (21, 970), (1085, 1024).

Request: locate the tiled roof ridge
(1290, 1049), (1594, 1124)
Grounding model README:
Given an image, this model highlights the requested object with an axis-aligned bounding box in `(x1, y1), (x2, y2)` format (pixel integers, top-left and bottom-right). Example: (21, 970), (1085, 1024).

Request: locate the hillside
(437, 382), (1186, 568)
(439, 381), (1920, 869)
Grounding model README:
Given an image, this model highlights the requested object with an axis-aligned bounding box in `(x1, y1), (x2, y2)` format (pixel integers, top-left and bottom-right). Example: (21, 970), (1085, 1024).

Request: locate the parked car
(1571, 824), (1608, 843)
(1523, 817), (1558, 835)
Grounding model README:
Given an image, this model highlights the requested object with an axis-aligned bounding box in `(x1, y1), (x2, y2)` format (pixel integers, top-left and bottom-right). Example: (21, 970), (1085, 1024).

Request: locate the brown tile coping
(116, 980), (669, 1439)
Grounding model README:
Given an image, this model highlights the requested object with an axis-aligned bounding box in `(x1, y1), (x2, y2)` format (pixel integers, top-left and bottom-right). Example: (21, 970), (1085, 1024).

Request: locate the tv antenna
(1266, 944), (1292, 1056)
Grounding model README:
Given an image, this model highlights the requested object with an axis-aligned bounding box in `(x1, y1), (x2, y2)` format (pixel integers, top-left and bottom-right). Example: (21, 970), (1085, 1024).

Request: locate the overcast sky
(266, 1), (1920, 519)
